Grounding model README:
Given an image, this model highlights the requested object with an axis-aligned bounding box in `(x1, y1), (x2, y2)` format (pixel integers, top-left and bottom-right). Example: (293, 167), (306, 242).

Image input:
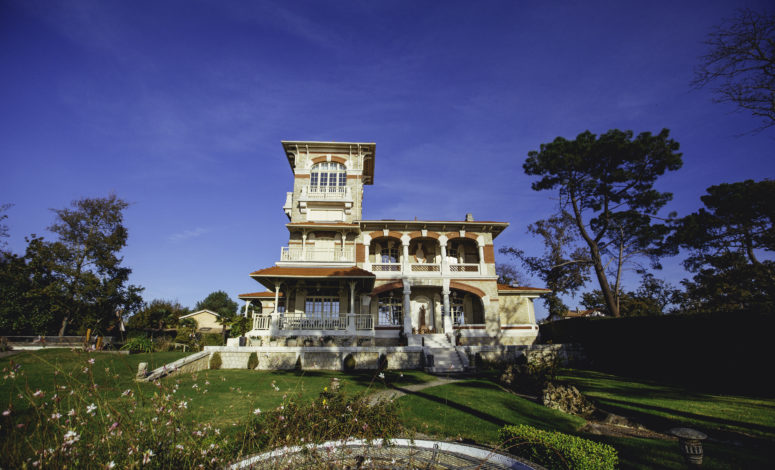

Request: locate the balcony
(371, 262), (401, 272)
(301, 185), (352, 200)
(410, 263), (440, 272)
(280, 246), (355, 263)
(448, 263), (480, 273)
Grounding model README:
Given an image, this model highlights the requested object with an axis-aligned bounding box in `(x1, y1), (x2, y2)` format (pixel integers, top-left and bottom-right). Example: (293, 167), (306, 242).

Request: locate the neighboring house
(179, 309), (223, 333)
(545, 309), (605, 323)
(236, 140), (549, 348)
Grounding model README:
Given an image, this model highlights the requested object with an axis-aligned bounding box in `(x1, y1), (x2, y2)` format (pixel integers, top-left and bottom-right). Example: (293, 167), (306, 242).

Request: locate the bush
(209, 352), (222, 370)
(499, 424), (617, 470)
(120, 336), (153, 353)
(201, 333), (222, 347)
(244, 383), (402, 453)
(247, 352), (258, 370)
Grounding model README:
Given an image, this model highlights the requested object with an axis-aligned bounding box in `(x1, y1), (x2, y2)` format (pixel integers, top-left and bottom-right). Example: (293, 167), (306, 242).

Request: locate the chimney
(465, 213), (474, 222)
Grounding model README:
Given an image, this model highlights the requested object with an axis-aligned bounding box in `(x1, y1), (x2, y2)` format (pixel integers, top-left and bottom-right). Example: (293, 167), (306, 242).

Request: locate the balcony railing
(449, 263), (480, 273)
(371, 263), (401, 272)
(253, 315), (271, 330)
(302, 185), (351, 200)
(251, 313), (373, 331)
(410, 263), (440, 272)
(280, 246), (355, 262)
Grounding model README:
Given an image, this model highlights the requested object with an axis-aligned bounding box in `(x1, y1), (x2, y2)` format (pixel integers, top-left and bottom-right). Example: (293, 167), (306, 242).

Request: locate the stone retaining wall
(203, 346), (423, 371)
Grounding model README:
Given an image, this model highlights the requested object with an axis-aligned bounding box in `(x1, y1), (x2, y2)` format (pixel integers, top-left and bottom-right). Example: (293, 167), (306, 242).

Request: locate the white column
(402, 280), (412, 335)
(269, 282), (282, 336)
(243, 300), (252, 317)
(442, 281), (453, 334)
(439, 235), (448, 274)
(362, 234), (371, 271)
(348, 281), (356, 314)
(401, 237), (410, 275)
(301, 232), (308, 261)
(478, 241), (486, 274)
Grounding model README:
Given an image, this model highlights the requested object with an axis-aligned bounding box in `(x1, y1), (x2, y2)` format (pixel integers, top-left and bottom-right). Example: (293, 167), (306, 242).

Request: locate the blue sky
(1, 0), (773, 319)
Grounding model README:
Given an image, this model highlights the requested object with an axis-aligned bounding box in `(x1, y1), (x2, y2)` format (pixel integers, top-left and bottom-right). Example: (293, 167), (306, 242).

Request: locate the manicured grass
(558, 368), (775, 442)
(0, 349), (433, 427)
(4, 351), (774, 469)
(398, 378), (585, 442)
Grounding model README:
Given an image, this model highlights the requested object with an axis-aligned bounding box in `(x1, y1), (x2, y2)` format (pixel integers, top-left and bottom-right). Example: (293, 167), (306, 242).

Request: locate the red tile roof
(497, 284), (551, 293)
(238, 291), (284, 299)
(249, 266), (376, 278)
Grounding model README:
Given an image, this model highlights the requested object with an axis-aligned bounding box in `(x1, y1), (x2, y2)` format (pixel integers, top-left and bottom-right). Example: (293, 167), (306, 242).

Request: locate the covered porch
(242, 266), (376, 337)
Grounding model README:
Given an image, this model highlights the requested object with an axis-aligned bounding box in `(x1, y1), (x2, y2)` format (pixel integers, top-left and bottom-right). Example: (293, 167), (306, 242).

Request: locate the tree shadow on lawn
(595, 396), (775, 445)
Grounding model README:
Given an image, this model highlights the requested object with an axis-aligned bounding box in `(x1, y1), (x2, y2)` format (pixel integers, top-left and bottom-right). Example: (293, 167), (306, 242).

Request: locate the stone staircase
(422, 334), (470, 374)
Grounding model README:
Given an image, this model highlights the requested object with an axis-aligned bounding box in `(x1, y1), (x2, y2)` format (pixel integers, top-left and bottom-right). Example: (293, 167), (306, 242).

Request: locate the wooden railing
(353, 314), (373, 330)
(253, 315), (271, 330)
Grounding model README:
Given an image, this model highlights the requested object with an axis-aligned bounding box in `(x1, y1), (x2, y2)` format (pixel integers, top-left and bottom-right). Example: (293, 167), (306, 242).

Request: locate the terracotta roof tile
(238, 291), (284, 299)
(249, 266), (376, 278)
(497, 283), (551, 292)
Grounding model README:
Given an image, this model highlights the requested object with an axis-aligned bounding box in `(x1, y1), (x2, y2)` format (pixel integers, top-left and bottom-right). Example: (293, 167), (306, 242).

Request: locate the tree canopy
(523, 129), (683, 317)
(670, 179), (775, 312)
(126, 299), (189, 331)
(0, 195), (143, 336)
(693, 8), (775, 131)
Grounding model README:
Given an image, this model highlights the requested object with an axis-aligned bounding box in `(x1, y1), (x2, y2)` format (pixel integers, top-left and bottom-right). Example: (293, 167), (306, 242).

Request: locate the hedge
(539, 310), (775, 393)
(499, 424), (618, 470)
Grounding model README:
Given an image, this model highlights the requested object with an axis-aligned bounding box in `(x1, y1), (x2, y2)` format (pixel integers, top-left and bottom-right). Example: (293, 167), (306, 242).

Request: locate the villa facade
(237, 141), (548, 352)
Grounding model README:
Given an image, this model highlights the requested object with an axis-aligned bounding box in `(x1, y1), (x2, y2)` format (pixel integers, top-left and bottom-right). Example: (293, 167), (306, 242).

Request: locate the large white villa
(221, 141), (547, 372)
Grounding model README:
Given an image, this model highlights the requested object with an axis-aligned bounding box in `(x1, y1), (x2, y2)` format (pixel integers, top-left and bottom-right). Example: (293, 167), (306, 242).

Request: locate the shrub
(499, 424), (617, 470)
(343, 353), (356, 371)
(120, 336), (153, 353)
(244, 383), (402, 453)
(247, 352), (258, 370)
(209, 352), (222, 370)
(201, 333), (222, 347)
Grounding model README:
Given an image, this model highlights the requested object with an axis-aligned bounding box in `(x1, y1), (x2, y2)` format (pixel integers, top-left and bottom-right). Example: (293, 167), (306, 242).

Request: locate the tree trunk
(58, 315), (69, 337)
(570, 193), (621, 317)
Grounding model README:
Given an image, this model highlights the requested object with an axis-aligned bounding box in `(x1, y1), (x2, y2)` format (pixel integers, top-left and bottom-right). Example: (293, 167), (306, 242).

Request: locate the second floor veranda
(364, 236), (486, 276)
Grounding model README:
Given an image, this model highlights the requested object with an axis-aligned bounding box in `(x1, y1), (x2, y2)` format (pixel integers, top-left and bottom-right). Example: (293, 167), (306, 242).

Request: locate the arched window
(310, 162), (346, 192)
(378, 292), (402, 326)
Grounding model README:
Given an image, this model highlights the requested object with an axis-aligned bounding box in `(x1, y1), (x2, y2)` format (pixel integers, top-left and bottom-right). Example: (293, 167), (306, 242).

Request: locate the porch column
(442, 285), (453, 334)
(301, 232), (308, 261)
(243, 300), (252, 317)
(401, 235), (410, 275)
(439, 235), (449, 274)
(478, 239), (486, 274)
(363, 234), (371, 271)
(348, 281), (356, 313)
(402, 280), (412, 335)
(269, 282), (282, 335)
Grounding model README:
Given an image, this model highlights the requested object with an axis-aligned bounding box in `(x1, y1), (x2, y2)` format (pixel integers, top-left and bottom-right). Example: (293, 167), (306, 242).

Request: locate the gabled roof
(250, 266), (375, 278)
(179, 309), (220, 319)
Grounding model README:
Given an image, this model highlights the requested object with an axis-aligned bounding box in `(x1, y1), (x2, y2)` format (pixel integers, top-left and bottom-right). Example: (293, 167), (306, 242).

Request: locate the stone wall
(203, 346), (424, 371)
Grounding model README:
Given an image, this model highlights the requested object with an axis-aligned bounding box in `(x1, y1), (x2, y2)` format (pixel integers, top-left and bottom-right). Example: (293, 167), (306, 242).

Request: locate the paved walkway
(369, 376), (463, 404)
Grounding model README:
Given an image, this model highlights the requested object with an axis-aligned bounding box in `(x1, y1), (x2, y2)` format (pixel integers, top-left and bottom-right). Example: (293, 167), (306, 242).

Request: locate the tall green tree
(670, 179), (775, 312)
(0, 203), (11, 249)
(523, 129), (683, 317)
(195, 290), (239, 344)
(500, 211), (591, 318)
(48, 195), (143, 336)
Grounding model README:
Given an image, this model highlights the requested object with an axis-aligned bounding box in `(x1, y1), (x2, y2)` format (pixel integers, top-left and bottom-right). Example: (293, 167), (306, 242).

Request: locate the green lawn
(3, 350), (773, 469)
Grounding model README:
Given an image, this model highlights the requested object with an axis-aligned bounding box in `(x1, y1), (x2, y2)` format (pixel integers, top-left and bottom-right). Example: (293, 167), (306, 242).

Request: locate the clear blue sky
(2, 0), (773, 319)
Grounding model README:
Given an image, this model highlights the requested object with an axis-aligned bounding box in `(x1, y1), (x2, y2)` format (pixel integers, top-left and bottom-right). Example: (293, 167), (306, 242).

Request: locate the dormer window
(310, 162), (346, 192)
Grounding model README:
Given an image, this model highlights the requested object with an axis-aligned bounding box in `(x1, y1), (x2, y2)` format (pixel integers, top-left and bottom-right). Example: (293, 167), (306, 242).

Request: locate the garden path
(369, 377), (462, 405)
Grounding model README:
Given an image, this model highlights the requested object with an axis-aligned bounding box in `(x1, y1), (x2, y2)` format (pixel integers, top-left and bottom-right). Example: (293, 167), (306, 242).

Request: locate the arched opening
(450, 288), (485, 325)
(310, 162), (346, 194)
(409, 238), (441, 272)
(370, 236), (402, 271)
(446, 238), (480, 271)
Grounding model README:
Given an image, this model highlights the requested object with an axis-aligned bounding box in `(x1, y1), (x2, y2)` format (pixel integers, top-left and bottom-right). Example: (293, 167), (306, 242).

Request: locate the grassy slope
(4, 351), (774, 469)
